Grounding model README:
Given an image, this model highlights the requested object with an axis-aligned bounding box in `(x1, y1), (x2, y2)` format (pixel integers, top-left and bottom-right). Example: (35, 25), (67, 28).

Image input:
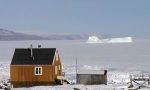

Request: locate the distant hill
(0, 28), (110, 40)
(45, 34), (89, 40)
(45, 33), (111, 40)
(0, 29), (46, 40)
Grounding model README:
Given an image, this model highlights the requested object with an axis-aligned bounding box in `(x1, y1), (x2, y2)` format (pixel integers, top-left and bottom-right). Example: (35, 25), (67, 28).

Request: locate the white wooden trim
(52, 51), (56, 65)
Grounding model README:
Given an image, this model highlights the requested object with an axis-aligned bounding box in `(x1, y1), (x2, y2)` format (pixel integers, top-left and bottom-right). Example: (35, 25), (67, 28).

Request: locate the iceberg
(86, 36), (102, 43)
(87, 36), (133, 43)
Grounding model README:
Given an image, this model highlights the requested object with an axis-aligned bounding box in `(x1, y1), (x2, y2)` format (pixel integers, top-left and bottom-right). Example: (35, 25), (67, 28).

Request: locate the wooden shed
(77, 70), (107, 85)
(10, 46), (62, 87)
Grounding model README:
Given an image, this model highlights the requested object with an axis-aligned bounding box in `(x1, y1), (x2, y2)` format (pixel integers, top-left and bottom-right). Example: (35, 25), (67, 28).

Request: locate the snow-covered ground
(10, 85), (130, 90)
(0, 40), (150, 89)
(0, 63), (131, 90)
(0, 63), (10, 89)
(0, 63), (150, 90)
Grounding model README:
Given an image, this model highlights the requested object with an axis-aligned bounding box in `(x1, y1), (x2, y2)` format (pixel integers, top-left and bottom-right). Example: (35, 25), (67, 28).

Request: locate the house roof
(77, 70), (107, 75)
(11, 48), (56, 65)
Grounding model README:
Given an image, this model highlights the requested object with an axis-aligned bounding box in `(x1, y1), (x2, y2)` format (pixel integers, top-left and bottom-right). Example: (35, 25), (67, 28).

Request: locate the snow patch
(108, 71), (130, 84)
(0, 63), (10, 89)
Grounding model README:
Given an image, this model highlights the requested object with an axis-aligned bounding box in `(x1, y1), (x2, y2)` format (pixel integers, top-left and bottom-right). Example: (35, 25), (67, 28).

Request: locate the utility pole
(76, 57), (78, 83)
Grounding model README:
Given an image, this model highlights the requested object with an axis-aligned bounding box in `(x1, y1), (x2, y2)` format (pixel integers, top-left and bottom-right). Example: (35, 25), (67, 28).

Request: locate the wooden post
(130, 75), (132, 85)
(76, 57), (78, 84)
(11, 84), (13, 89)
(148, 76), (150, 85)
(148, 79), (150, 85)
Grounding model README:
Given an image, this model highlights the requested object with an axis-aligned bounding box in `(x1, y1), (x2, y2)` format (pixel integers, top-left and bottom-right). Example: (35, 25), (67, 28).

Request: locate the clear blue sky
(0, 0), (150, 37)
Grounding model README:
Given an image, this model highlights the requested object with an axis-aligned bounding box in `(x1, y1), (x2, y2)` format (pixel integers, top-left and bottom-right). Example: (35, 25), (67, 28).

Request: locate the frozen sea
(0, 39), (150, 72)
(0, 39), (150, 89)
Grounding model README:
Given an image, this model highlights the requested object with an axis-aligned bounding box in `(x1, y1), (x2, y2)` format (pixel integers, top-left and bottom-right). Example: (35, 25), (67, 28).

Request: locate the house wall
(11, 65), (55, 82)
(77, 74), (107, 85)
(10, 65), (56, 87)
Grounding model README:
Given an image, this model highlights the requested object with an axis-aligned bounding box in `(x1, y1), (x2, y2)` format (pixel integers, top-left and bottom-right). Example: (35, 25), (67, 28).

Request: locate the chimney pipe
(38, 45), (41, 48)
(30, 44), (33, 57)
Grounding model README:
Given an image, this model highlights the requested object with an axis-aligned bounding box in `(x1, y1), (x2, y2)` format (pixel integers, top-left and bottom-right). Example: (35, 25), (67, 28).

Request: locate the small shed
(77, 70), (107, 85)
(10, 46), (62, 87)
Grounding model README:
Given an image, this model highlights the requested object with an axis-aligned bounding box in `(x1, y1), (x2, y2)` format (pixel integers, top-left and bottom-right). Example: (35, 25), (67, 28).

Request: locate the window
(35, 67), (42, 75)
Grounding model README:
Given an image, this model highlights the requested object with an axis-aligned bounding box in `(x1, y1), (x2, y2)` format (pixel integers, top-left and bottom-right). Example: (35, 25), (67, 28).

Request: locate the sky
(0, 0), (150, 38)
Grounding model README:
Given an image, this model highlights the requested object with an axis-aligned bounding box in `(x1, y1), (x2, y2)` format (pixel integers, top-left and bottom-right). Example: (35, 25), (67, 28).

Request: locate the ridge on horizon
(0, 28), (111, 40)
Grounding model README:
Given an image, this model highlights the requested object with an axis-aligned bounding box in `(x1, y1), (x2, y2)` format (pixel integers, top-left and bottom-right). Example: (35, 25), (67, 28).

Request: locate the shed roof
(77, 70), (107, 75)
(11, 48), (56, 65)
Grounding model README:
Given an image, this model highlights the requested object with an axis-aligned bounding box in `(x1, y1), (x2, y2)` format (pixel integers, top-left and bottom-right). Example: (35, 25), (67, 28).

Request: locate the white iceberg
(86, 36), (102, 43)
(87, 36), (133, 43)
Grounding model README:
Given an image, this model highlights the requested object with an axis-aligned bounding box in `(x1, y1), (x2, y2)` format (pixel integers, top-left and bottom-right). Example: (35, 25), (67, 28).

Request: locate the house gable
(52, 51), (62, 76)
(52, 50), (62, 66)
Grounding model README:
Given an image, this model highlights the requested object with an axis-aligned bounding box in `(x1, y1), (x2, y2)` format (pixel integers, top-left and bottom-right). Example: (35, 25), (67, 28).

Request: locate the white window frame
(35, 67), (42, 75)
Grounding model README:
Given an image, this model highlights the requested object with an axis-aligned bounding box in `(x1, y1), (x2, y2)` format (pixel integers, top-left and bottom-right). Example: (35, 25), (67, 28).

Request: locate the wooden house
(10, 46), (62, 87)
(77, 70), (107, 85)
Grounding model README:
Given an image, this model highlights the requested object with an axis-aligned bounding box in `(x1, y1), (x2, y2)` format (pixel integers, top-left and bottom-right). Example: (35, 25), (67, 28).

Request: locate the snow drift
(87, 36), (133, 43)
